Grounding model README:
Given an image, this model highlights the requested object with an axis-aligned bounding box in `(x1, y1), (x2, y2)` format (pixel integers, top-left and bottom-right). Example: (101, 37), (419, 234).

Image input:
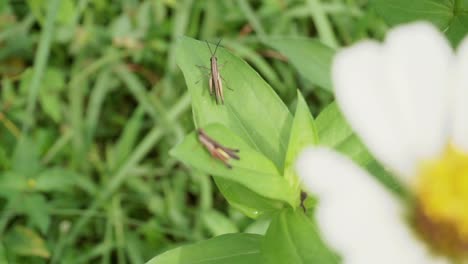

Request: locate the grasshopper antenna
(205, 40), (214, 56)
(213, 38), (222, 55)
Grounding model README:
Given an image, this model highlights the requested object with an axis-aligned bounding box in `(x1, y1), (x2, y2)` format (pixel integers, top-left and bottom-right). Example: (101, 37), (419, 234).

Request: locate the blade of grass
(51, 92), (191, 262)
(112, 195), (126, 264)
(41, 127), (73, 164)
(68, 51), (128, 168)
(68, 50), (129, 89)
(69, 68), (87, 169)
(306, 0), (338, 48)
(116, 66), (159, 122)
(237, 0), (267, 41)
(85, 70), (114, 144)
(0, 14), (35, 42)
(167, 0), (194, 73)
(23, 0), (60, 132)
(102, 212), (113, 264)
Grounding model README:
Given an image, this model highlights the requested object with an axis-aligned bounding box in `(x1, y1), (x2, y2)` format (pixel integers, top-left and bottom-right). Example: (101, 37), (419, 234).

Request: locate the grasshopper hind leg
(209, 74), (214, 95)
(217, 72), (225, 104)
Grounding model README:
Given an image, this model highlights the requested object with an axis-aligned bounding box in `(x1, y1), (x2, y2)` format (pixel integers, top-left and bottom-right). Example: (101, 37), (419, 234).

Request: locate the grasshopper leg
(217, 72), (224, 104)
(209, 74), (214, 95)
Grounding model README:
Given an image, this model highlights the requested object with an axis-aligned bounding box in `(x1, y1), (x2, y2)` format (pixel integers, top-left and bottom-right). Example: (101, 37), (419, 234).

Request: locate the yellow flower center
(414, 145), (468, 259)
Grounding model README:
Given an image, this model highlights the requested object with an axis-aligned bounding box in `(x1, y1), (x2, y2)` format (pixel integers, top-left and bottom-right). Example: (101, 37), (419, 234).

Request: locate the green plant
(146, 0), (468, 262)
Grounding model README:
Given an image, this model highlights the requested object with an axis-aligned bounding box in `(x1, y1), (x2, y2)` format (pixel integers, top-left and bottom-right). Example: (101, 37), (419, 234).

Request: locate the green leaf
(371, 0), (468, 46)
(171, 123), (296, 208)
(202, 209), (239, 236)
(42, 67), (66, 92)
(176, 36), (292, 170)
(39, 92), (62, 122)
(214, 181), (287, 218)
(4, 225), (51, 259)
(176, 36), (297, 218)
(35, 167), (77, 192)
(316, 102), (372, 166)
(20, 67), (65, 122)
(366, 160), (405, 196)
(109, 106), (146, 169)
(112, 14), (133, 38)
(0, 243), (7, 264)
(12, 136), (41, 178)
(38, 68), (65, 122)
(243, 217), (271, 235)
(22, 194), (50, 233)
(261, 209), (339, 264)
(27, 0), (75, 26)
(0, 171), (27, 197)
(267, 37), (335, 91)
(444, 11), (468, 46)
(283, 91), (319, 206)
(145, 233), (262, 264)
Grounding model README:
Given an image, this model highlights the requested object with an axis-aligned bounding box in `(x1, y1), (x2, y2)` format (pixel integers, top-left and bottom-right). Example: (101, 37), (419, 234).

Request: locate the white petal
(453, 36), (468, 152)
(333, 22), (453, 186)
(332, 41), (414, 181)
(296, 147), (448, 264)
(383, 22), (453, 162)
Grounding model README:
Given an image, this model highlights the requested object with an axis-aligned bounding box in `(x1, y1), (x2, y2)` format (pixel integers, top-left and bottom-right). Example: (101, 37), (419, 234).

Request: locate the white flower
(296, 22), (468, 264)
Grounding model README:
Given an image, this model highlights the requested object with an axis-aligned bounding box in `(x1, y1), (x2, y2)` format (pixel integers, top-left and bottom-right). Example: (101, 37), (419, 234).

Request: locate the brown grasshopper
(197, 129), (239, 168)
(197, 39), (227, 104)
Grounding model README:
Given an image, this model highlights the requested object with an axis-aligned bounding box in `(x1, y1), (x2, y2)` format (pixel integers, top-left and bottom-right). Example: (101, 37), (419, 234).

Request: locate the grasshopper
(198, 129), (240, 168)
(203, 39), (226, 104)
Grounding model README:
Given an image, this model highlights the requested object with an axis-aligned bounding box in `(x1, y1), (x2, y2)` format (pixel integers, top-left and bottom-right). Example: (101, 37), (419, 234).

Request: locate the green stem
(307, 0), (339, 48)
(23, 0), (61, 132)
(237, 0), (267, 42)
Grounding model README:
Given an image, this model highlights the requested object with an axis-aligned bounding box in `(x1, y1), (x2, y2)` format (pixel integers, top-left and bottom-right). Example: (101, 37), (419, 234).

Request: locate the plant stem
(307, 0), (339, 48)
(23, 0), (61, 132)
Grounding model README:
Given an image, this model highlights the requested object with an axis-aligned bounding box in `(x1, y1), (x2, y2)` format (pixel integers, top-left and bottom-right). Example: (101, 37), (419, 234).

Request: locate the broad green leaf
(171, 123), (296, 208)
(0, 171), (27, 197)
(20, 67), (65, 122)
(176, 36), (292, 170)
(202, 209), (239, 236)
(267, 37), (335, 91)
(146, 233), (262, 264)
(42, 67), (65, 92)
(35, 168), (77, 192)
(39, 92), (62, 122)
(283, 91), (319, 206)
(214, 181), (286, 218)
(177, 37), (295, 218)
(261, 209), (339, 264)
(371, 0), (468, 46)
(22, 193), (50, 233)
(112, 15), (133, 38)
(12, 136), (41, 178)
(444, 12), (468, 46)
(243, 217), (271, 235)
(27, 0), (75, 26)
(4, 225), (51, 259)
(38, 67), (65, 121)
(316, 102), (372, 166)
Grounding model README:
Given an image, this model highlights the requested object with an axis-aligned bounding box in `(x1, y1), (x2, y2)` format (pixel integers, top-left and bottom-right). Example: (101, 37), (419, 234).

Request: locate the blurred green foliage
(2, 0), (460, 263)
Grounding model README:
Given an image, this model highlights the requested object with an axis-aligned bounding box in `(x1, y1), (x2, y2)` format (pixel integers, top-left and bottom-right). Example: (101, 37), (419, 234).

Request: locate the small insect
(200, 39), (226, 104)
(198, 129), (240, 168)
